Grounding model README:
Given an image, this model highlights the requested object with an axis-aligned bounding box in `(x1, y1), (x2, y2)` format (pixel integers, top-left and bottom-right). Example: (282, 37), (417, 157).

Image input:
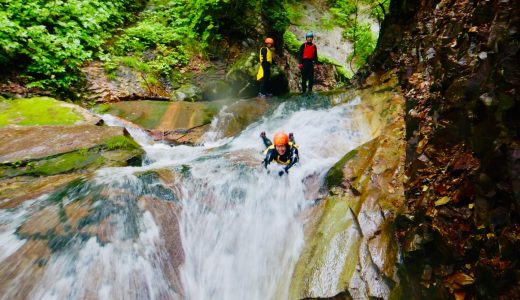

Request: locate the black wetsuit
(259, 47), (271, 95)
(261, 135), (299, 173)
(298, 42), (319, 93)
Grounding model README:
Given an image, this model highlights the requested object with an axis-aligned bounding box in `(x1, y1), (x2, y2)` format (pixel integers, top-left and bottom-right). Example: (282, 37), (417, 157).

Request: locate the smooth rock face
(365, 0), (520, 298)
(0, 174), (82, 209)
(290, 75), (405, 299)
(0, 125), (126, 163)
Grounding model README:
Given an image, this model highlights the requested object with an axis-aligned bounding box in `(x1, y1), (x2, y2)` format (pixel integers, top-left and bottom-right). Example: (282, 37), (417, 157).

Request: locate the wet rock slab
(0, 125), (127, 163)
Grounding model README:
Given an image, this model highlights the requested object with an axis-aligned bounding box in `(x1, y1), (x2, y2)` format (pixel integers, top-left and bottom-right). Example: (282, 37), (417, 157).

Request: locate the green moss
(0, 97), (83, 127)
(103, 135), (141, 151)
(36, 152), (105, 176)
(92, 104), (111, 114)
(325, 149), (358, 189)
(114, 55), (151, 73)
(0, 136), (142, 178)
(317, 55), (353, 80)
(0, 151), (104, 178)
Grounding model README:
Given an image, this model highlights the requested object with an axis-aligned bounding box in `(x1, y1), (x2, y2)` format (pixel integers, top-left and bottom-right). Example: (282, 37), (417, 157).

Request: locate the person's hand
(298, 64), (303, 70)
(260, 131), (266, 138)
(279, 167), (289, 176)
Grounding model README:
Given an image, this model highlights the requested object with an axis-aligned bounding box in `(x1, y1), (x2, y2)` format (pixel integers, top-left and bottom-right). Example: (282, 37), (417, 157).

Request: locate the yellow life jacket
(259, 47), (272, 63)
(256, 47), (272, 80)
(263, 142), (298, 165)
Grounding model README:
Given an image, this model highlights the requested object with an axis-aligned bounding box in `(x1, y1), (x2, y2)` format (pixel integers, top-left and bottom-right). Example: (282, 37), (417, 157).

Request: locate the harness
(302, 43), (316, 60)
(263, 142), (298, 165)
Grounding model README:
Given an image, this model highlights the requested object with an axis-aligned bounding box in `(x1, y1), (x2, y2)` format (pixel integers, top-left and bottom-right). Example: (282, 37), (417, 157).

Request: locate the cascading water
(0, 94), (373, 300)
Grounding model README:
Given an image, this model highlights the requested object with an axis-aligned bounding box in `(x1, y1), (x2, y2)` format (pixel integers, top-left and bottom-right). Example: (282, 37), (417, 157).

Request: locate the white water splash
(177, 97), (372, 299)
(0, 95), (374, 300)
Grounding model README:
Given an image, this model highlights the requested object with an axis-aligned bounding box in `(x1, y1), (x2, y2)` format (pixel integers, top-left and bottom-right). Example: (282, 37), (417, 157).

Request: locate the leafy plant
(0, 0), (146, 93)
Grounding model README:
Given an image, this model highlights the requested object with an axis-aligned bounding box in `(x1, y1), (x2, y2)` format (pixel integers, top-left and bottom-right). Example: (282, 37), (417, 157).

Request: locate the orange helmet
(265, 37), (274, 45)
(273, 132), (289, 146)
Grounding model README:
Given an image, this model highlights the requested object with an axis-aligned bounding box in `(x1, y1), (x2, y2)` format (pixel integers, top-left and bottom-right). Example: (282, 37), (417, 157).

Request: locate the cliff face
(361, 0), (520, 298)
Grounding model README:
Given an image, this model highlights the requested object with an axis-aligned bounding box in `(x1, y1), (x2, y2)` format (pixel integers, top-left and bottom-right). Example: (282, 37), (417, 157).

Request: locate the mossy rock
(202, 80), (234, 101)
(0, 129), (143, 179)
(325, 149), (358, 189)
(171, 83), (202, 101)
(0, 97), (99, 127)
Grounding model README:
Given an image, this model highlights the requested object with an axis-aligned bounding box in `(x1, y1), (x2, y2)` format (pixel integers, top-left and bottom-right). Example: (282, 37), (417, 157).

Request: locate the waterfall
(0, 94), (373, 300)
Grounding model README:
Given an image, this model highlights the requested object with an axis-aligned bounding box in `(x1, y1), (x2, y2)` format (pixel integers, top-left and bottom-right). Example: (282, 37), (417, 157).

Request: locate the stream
(0, 94), (373, 299)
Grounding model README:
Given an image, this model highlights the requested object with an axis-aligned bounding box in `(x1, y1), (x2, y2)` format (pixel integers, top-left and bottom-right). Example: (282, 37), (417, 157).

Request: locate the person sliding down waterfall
(260, 131), (299, 176)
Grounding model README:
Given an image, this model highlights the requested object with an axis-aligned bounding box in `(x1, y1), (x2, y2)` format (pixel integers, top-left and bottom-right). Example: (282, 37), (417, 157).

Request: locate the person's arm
(263, 149), (275, 168)
(314, 45), (320, 65)
(261, 136), (272, 148)
(298, 44), (304, 64)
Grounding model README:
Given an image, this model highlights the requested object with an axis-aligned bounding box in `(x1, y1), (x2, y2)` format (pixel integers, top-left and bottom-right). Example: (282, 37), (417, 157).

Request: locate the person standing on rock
(257, 37), (274, 98)
(298, 32), (320, 93)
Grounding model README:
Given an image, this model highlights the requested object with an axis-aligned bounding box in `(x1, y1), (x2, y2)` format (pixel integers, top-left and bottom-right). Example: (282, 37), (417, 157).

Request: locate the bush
(328, 0), (388, 68)
(345, 22), (376, 68)
(0, 0), (145, 92)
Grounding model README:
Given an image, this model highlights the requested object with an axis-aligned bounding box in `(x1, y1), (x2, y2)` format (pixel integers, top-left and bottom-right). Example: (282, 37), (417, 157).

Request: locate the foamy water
(0, 94), (373, 299)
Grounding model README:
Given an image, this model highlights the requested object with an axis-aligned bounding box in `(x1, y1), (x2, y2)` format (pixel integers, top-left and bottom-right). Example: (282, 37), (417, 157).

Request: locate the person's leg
(264, 65), (271, 96)
(302, 61), (312, 93)
(301, 74), (307, 93)
(308, 65), (314, 92)
(259, 76), (267, 95)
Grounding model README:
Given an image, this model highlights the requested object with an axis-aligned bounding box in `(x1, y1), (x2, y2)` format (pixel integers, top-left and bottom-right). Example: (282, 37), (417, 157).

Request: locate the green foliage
(0, 97), (82, 127)
(329, 0), (357, 28)
(108, 0), (269, 78)
(262, 0), (290, 35)
(345, 22), (377, 68)
(327, 0), (387, 69)
(284, 2), (304, 24)
(0, 0), (146, 92)
(283, 31), (301, 53)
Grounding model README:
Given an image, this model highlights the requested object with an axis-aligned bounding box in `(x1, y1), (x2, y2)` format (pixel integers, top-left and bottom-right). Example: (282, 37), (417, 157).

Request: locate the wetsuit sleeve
(284, 147), (299, 171)
(263, 149), (276, 168)
(314, 45), (319, 64)
(261, 136), (272, 148)
(298, 44), (305, 64)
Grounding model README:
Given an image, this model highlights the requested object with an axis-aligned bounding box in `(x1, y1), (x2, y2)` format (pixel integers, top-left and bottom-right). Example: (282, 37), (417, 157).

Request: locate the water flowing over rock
(0, 97), (144, 209)
(290, 73), (405, 299)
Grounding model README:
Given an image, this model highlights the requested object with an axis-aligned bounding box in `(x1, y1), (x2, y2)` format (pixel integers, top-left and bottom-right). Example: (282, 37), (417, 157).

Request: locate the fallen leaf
(468, 203), (474, 209)
(444, 272), (474, 287)
(422, 185), (429, 192)
(435, 196), (452, 206)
